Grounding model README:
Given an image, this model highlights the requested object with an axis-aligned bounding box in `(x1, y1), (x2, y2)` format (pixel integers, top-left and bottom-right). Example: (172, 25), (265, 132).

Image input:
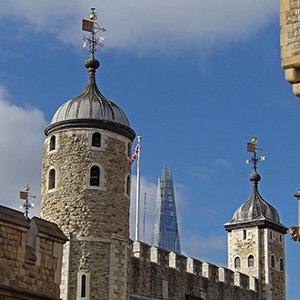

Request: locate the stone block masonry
(41, 128), (132, 300)
(280, 0), (300, 96)
(0, 205), (67, 300)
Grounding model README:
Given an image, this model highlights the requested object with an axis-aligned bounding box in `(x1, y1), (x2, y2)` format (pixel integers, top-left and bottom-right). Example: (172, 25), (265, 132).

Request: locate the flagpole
(143, 191), (146, 242)
(135, 135), (142, 241)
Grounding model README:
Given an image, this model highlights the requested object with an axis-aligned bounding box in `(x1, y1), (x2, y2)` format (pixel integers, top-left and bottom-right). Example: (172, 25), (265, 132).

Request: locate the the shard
(151, 163), (181, 253)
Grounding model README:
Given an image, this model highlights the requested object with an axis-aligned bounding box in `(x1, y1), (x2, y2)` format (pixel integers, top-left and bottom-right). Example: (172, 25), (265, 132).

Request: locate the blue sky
(0, 1), (299, 299)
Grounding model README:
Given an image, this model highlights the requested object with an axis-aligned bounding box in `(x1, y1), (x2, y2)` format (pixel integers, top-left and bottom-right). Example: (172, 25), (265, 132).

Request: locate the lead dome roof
(224, 170), (287, 233)
(45, 56), (135, 140)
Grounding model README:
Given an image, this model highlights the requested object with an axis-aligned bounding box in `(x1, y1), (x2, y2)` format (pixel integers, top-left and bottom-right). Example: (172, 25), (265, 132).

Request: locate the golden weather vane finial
(82, 8), (107, 56)
(89, 8), (98, 21)
(246, 135), (265, 171)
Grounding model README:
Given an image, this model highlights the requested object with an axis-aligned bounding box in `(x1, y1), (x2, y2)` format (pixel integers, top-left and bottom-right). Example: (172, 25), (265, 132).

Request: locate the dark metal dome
(224, 170), (287, 233)
(50, 56), (130, 128)
(232, 171), (280, 224)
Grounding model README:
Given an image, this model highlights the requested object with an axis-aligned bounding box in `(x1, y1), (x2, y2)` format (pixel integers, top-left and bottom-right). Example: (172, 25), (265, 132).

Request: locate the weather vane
(82, 8), (106, 55)
(246, 135), (265, 171)
(19, 184), (36, 220)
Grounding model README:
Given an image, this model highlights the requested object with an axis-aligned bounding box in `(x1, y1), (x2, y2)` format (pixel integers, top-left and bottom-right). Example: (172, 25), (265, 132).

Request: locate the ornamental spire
(82, 8), (106, 57)
(246, 135), (265, 172)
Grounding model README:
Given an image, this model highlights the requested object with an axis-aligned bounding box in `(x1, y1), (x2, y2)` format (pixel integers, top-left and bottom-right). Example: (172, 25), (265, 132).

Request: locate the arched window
(271, 255), (275, 268)
(127, 143), (131, 157)
(248, 255), (254, 267)
(234, 257), (240, 269)
(90, 166), (100, 186)
(50, 136), (56, 151)
(243, 230), (247, 240)
(92, 132), (101, 147)
(81, 274), (86, 297)
(280, 258), (284, 271)
(126, 175), (130, 196)
(49, 169), (55, 189)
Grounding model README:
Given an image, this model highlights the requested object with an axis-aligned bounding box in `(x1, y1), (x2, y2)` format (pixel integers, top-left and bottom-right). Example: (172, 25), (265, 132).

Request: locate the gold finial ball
(25, 184), (30, 192)
(89, 8), (98, 21)
(252, 135), (258, 144)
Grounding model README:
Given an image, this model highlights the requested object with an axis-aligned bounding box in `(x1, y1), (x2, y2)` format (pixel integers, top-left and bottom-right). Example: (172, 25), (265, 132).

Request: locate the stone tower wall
(259, 228), (286, 300)
(227, 226), (285, 300)
(41, 128), (131, 238)
(227, 227), (260, 278)
(41, 127), (132, 300)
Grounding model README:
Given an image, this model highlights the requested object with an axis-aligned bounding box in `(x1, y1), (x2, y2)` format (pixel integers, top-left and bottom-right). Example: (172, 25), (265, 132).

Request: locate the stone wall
(227, 227), (260, 279)
(131, 241), (258, 300)
(0, 205), (67, 300)
(226, 225), (286, 300)
(264, 229), (286, 300)
(280, 0), (300, 96)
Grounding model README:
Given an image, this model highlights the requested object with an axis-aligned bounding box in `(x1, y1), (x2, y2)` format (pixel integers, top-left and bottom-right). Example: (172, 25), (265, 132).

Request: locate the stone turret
(224, 169), (287, 300)
(40, 54), (135, 300)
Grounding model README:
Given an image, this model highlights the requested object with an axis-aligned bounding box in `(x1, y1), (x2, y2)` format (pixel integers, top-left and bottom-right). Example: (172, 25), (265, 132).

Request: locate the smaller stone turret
(224, 136), (287, 300)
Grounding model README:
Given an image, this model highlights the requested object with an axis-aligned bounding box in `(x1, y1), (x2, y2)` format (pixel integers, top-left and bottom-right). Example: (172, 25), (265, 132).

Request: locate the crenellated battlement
(0, 205), (67, 300)
(131, 241), (258, 300)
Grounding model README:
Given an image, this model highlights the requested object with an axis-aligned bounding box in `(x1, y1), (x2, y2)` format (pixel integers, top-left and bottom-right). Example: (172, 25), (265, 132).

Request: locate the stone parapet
(0, 205), (67, 300)
(130, 241), (258, 300)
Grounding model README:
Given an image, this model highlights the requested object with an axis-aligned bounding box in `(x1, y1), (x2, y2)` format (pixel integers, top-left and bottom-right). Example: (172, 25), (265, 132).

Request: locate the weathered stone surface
(41, 128), (132, 300)
(280, 0), (300, 96)
(130, 242), (258, 300)
(0, 205), (66, 300)
(227, 227), (286, 300)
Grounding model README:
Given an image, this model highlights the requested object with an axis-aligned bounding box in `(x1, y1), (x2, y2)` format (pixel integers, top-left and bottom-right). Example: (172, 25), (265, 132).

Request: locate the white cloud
(213, 158), (232, 170)
(188, 166), (212, 182)
(0, 86), (46, 217)
(130, 175), (158, 242)
(0, 0), (277, 57)
(188, 158), (233, 181)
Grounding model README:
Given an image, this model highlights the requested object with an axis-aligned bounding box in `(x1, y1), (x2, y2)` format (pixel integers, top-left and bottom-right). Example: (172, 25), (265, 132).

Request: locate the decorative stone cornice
(45, 119), (136, 141)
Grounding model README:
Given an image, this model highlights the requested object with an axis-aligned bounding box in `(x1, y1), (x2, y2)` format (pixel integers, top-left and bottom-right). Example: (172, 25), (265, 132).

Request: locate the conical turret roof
(224, 170), (287, 233)
(45, 55), (135, 141)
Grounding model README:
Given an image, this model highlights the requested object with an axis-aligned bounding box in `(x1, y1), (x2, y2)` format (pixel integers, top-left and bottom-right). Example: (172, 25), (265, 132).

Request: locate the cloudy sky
(0, 1), (299, 299)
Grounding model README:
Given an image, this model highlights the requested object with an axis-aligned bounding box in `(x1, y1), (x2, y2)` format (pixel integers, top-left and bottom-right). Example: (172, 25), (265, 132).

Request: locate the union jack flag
(131, 143), (140, 165)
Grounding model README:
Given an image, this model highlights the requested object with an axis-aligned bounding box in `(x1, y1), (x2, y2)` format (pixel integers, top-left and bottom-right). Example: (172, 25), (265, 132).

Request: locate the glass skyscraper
(151, 163), (181, 253)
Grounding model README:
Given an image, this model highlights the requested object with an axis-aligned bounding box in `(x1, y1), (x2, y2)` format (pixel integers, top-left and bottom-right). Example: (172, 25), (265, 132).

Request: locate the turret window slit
(248, 255), (254, 267)
(81, 274), (86, 297)
(90, 166), (100, 186)
(234, 257), (240, 269)
(50, 135), (56, 151)
(92, 132), (101, 147)
(49, 169), (55, 190)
